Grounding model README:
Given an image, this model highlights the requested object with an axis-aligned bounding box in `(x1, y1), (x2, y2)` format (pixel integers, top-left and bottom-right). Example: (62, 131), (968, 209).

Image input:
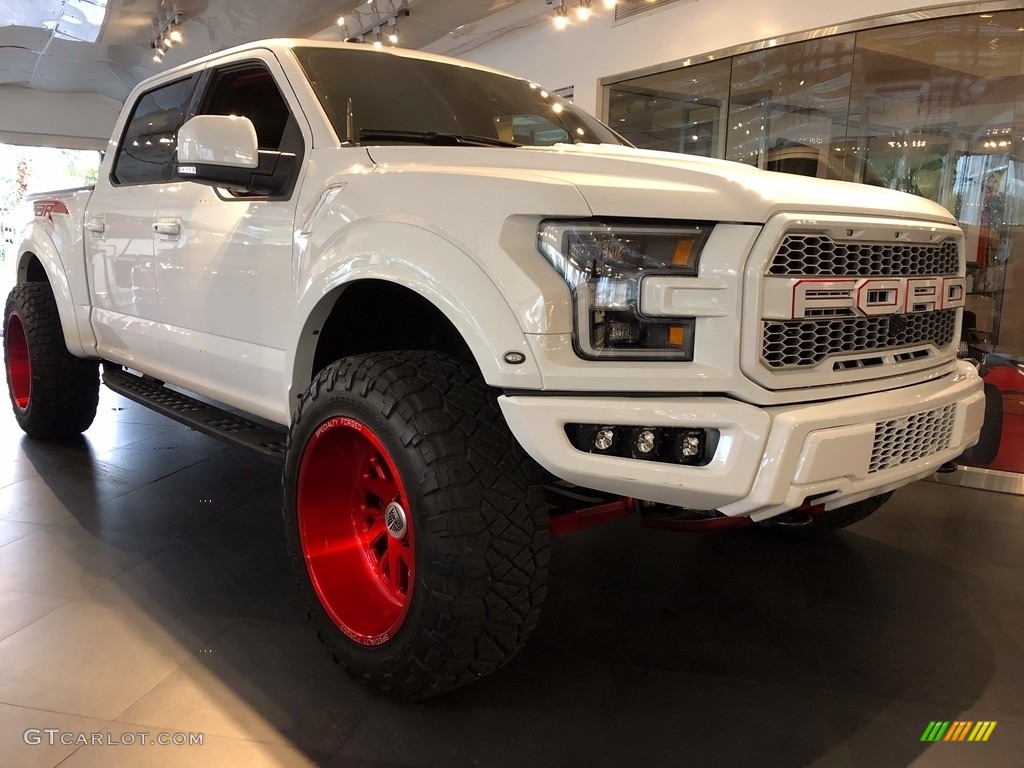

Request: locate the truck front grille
(762, 309), (957, 369)
(769, 234), (959, 276)
(869, 404), (956, 473)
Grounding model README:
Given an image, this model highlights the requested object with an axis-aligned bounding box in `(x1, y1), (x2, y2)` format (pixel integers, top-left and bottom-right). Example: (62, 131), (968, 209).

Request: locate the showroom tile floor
(0, 387), (1023, 767)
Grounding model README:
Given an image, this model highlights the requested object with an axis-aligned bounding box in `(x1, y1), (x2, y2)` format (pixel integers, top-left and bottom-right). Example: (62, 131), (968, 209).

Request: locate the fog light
(565, 423), (717, 466)
(635, 428), (656, 455)
(679, 435), (701, 458)
(594, 428), (615, 451)
(674, 429), (706, 464)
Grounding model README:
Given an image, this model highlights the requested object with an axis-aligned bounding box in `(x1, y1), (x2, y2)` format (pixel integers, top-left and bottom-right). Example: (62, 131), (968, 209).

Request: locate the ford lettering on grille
(757, 230), (964, 377)
(790, 276), (965, 319)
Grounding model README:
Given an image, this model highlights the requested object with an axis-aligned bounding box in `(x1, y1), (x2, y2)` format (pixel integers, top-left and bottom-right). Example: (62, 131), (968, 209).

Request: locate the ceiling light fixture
(150, 8), (184, 65)
(337, 1), (410, 47)
(554, 2), (570, 29)
(576, 0), (593, 21)
(603, 0), (617, 8)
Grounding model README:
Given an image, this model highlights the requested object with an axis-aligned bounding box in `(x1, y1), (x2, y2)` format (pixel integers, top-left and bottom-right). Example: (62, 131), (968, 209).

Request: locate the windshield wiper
(359, 129), (520, 148)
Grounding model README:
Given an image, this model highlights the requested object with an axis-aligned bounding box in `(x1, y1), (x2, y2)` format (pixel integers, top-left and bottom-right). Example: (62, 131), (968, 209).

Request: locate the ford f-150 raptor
(3, 39), (985, 699)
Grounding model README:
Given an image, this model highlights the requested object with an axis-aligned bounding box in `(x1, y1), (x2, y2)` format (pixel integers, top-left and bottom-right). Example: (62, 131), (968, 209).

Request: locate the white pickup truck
(3, 39), (985, 699)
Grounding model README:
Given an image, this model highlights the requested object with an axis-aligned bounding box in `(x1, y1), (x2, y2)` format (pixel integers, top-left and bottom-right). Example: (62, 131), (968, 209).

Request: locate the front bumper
(499, 361), (985, 521)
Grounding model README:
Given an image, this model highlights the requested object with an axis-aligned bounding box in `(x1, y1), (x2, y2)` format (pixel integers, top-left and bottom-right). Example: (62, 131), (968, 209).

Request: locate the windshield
(293, 46), (626, 148)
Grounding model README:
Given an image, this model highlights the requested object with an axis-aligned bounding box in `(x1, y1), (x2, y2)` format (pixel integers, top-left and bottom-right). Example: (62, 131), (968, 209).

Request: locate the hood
(365, 143), (956, 225)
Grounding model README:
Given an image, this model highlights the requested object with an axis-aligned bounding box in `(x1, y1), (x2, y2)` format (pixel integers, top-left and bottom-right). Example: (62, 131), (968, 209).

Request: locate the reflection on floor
(983, 364), (1024, 474)
(1, 387), (1023, 768)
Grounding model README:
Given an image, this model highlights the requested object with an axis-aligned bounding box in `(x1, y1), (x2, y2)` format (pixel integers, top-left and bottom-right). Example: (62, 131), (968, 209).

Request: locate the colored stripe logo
(921, 721), (996, 742)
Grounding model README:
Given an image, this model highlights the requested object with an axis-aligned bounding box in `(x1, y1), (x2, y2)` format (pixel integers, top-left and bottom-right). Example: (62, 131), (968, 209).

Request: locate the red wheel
(4, 283), (98, 437)
(283, 351), (549, 699)
(5, 310), (30, 411)
(297, 415), (415, 646)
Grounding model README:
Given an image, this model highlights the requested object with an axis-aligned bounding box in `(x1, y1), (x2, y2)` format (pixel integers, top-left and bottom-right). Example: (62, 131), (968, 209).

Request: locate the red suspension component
(547, 497), (637, 537)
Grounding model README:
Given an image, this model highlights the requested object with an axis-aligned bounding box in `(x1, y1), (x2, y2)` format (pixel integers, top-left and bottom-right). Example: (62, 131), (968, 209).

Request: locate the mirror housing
(175, 115), (296, 197)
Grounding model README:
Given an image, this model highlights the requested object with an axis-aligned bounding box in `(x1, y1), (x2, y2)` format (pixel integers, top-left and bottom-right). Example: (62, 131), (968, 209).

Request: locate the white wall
(0, 86), (121, 150)
(426, 0), (976, 115)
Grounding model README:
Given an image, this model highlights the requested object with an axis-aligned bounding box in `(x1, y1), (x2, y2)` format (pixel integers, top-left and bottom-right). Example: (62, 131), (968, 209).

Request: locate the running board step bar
(102, 368), (288, 462)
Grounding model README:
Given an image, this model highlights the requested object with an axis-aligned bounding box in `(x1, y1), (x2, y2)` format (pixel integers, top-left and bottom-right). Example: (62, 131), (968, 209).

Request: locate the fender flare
(286, 220), (545, 404)
(15, 227), (90, 357)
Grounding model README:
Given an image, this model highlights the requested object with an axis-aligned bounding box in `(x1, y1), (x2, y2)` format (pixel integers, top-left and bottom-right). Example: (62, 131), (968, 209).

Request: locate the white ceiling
(0, 0), (534, 102)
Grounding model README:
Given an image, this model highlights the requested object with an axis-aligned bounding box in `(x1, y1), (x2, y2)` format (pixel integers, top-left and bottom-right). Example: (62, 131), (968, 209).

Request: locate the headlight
(538, 220), (712, 360)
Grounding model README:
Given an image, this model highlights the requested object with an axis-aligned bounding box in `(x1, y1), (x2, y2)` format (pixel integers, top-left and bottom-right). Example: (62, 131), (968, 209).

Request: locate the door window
(113, 75), (197, 185)
(199, 62), (295, 151)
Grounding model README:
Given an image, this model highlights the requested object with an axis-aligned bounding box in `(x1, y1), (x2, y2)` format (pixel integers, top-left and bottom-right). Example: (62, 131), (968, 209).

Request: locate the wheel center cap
(384, 502), (407, 540)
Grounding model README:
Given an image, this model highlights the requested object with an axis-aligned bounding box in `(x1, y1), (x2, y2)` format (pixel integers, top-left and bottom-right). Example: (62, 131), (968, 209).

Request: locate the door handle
(153, 219), (181, 237)
(85, 217), (105, 234)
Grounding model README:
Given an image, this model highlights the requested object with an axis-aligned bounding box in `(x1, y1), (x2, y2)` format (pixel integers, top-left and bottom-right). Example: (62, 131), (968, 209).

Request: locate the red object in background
(980, 365), (1024, 474)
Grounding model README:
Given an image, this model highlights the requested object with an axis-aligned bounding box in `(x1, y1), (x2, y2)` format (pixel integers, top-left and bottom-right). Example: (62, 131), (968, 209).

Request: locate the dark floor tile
(833, 693), (1024, 768)
(617, 596), (829, 689)
(811, 605), (1024, 716)
(192, 492), (284, 546)
(87, 537), (290, 618)
(67, 460), (275, 538)
(895, 481), (1024, 524)
(906, 514), (1024, 569)
(790, 529), (985, 620)
(341, 665), (851, 768)
(325, 756), (420, 768)
(117, 619), (373, 755)
(949, 561), (1024, 629)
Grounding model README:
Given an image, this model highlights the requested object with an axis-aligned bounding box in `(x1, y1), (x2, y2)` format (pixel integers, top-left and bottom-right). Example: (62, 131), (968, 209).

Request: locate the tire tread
(283, 351), (548, 699)
(4, 283), (98, 437)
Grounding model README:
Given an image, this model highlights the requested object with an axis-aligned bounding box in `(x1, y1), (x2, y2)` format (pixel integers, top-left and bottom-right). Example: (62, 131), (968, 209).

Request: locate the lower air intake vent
(869, 404), (956, 473)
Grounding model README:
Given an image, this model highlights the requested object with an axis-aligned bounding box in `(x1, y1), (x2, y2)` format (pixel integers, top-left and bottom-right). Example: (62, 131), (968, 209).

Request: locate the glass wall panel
(606, 59), (730, 157)
(851, 12), (1024, 472)
(604, 8), (1024, 478)
(726, 36), (854, 179)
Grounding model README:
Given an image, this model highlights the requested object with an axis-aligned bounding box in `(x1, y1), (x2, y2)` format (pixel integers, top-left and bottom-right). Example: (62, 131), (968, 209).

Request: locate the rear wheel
(3, 283), (99, 437)
(283, 351), (549, 700)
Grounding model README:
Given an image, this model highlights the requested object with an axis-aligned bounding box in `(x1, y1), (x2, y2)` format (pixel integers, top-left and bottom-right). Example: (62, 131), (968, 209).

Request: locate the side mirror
(175, 115), (295, 196)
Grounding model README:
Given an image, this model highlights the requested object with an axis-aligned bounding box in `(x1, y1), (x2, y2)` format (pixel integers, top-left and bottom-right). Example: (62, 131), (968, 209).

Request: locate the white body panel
(500, 361), (985, 518)
(11, 38), (986, 520)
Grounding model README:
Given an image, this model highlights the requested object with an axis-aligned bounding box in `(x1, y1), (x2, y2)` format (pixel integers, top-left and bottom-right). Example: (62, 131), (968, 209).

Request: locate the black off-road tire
(957, 382), (1003, 467)
(3, 283), (99, 438)
(282, 351), (550, 700)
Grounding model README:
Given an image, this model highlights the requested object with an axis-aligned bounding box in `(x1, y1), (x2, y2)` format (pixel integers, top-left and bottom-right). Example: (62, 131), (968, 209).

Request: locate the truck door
(154, 54), (306, 422)
(86, 74), (199, 367)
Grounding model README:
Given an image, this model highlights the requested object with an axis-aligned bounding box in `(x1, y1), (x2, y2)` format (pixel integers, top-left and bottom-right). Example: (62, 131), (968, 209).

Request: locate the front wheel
(282, 351), (549, 700)
(3, 283), (99, 437)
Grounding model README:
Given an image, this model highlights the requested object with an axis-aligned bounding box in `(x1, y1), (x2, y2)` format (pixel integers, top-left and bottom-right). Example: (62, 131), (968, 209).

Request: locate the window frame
(110, 74), (201, 187)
